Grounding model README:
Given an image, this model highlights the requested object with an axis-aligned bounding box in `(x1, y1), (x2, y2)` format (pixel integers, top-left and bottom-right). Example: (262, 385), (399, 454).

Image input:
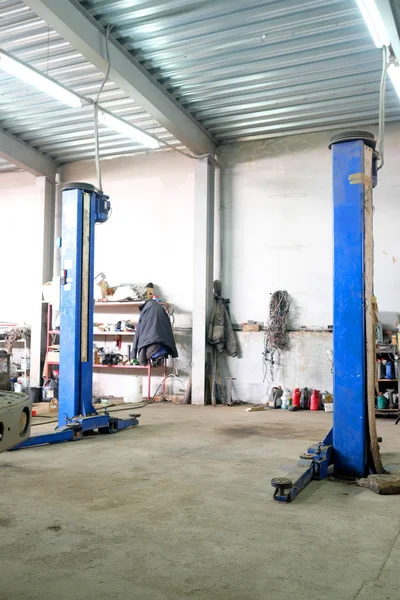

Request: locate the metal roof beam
(0, 127), (58, 178)
(25, 0), (216, 156)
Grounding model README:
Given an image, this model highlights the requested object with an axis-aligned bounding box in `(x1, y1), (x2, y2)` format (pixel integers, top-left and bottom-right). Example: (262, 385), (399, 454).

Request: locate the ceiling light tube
(98, 109), (160, 149)
(0, 49), (83, 108)
(356, 0), (391, 48)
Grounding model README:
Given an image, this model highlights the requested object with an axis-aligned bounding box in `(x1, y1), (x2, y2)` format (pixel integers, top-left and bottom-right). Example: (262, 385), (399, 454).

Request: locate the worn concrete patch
(215, 422), (324, 440)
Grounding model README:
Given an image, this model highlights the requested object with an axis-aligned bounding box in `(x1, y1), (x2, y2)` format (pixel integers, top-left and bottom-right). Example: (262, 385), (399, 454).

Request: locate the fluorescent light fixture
(0, 49), (83, 108)
(356, 0), (390, 48)
(98, 109), (160, 149)
(356, 1), (400, 99)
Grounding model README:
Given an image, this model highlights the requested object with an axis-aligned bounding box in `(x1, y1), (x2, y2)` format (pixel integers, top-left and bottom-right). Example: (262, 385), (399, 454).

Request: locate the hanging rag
(133, 300), (178, 364)
(207, 296), (238, 357)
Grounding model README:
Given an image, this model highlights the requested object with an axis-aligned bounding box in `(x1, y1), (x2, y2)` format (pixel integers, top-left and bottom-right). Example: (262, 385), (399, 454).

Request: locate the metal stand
(271, 131), (380, 501)
(14, 183), (139, 449)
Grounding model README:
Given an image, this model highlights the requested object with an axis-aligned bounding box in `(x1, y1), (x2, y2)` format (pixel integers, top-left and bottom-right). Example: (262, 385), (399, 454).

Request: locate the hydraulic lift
(14, 182), (139, 449)
(271, 130), (384, 501)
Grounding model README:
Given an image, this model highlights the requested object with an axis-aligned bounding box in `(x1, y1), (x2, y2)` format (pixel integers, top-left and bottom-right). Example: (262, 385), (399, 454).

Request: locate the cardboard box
(242, 323), (260, 332)
(46, 351), (60, 363)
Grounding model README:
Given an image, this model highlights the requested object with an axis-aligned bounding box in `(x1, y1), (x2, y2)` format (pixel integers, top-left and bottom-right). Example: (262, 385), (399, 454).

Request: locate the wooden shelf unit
(95, 300), (169, 308)
(94, 300), (170, 400)
(94, 331), (135, 336)
(375, 346), (399, 415)
(45, 301), (171, 399)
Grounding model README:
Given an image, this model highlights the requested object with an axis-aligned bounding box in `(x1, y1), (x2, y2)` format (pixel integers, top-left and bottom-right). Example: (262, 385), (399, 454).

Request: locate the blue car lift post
(15, 182), (139, 449)
(271, 131), (384, 501)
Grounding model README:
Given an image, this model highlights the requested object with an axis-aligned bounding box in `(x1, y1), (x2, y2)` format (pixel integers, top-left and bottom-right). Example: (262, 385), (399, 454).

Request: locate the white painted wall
(62, 124), (400, 403)
(61, 152), (195, 401)
(221, 123), (400, 402)
(373, 125), (400, 312)
(61, 152), (195, 328)
(4, 123), (399, 403)
(0, 171), (40, 324)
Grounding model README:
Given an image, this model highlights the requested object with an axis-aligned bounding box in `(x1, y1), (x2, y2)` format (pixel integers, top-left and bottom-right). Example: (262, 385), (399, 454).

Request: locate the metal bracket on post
(271, 430), (333, 502)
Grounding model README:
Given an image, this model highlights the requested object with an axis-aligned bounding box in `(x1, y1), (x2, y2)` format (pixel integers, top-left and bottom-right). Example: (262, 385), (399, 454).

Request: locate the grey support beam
(30, 177), (55, 384)
(0, 128), (58, 179)
(192, 157), (215, 405)
(26, 0), (216, 156)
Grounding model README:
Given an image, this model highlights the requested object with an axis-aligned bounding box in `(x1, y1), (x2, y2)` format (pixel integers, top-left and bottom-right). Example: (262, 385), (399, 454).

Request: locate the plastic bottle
(300, 387), (309, 409)
(376, 359), (382, 381)
(310, 389), (320, 411)
(272, 386), (283, 409)
(292, 388), (301, 408)
(281, 389), (290, 410)
(386, 361), (393, 379)
(378, 358), (386, 379)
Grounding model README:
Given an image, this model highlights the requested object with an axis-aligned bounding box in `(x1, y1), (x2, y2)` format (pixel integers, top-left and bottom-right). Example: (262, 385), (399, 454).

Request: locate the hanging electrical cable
(262, 291), (290, 383)
(91, 24), (217, 169)
(93, 24), (115, 192)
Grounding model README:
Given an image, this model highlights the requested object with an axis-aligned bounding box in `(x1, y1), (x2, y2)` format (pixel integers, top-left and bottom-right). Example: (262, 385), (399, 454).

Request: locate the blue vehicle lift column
(332, 137), (370, 477)
(14, 182), (139, 449)
(271, 131), (383, 501)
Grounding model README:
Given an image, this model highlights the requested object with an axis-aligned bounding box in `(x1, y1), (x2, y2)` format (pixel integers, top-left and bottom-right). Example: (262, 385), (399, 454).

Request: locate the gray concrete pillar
(30, 176), (55, 385)
(214, 165), (222, 281)
(192, 157), (215, 405)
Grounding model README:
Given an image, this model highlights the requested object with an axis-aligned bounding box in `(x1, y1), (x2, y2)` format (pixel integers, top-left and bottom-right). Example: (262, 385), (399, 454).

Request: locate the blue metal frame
(272, 430), (333, 502)
(58, 187), (97, 422)
(272, 133), (377, 501)
(14, 184), (139, 450)
(332, 140), (368, 478)
(58, 188), (86, 421)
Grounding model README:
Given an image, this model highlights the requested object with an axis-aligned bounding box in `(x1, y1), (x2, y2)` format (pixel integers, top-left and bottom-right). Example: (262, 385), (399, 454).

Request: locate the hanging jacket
(133, 300), (178, 359)
(207, 296), (238, 357)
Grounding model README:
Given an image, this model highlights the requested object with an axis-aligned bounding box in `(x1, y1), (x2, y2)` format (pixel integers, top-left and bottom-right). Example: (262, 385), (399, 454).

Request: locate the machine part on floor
(272, 430), (333, 502)
(272, 131), (383, 502)
(357, 474), (400, 495)
(0, 391), (31, 452)
(13, 183), (139, 450)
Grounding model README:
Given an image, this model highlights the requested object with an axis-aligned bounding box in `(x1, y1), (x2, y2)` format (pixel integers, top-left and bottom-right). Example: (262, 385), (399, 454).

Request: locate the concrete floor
(1, 404), (400, 600)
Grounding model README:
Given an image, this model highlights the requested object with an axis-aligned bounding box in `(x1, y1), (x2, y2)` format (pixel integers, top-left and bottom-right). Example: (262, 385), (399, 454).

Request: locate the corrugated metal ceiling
(0, 0), (184, 167)
(79, 0), (400, 142)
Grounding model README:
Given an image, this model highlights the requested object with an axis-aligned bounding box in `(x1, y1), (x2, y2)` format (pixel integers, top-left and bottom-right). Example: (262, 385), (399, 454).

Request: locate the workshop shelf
(95, 301), (169, 308)
(93, 331), (135, 336)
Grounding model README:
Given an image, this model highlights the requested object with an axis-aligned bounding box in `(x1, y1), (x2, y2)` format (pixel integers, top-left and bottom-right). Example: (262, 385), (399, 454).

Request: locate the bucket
(27, 387), (42, 403)
(377, 395), (387, 409)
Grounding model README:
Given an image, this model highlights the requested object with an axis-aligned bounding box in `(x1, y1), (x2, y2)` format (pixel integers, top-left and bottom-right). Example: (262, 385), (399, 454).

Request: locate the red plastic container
(292, 388), (301, 408)
(310, 389), (320, 411)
